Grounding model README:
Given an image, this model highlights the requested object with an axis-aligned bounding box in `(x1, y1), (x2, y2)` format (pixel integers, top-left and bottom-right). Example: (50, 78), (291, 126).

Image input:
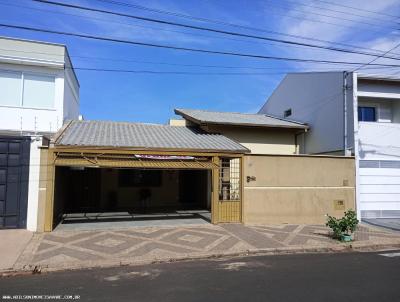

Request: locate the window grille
(219, 158), (240, 201)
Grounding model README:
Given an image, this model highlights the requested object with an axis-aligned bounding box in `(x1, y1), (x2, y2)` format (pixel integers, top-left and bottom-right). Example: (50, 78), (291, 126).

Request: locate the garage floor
(54, 210), (211, 232)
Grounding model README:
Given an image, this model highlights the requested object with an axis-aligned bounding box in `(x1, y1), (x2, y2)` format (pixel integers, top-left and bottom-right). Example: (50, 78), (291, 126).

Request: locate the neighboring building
(260, 71), (400, 219)
(0, 36), (79, 230)
(173, 109), (308, 154)
(0, 36), (79, 132)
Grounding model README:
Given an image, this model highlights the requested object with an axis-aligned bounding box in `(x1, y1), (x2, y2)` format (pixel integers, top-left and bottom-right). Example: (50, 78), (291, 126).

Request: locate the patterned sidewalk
(14, 223), (400, 272)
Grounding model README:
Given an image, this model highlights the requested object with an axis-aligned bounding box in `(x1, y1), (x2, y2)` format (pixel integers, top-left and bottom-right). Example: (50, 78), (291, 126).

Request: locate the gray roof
(175, 108), (308, 129)
(55, 120), (249, 153)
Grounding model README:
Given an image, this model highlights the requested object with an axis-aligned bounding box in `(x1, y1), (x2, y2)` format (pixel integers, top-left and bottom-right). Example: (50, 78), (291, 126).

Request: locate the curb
(2, 241), (400, 277)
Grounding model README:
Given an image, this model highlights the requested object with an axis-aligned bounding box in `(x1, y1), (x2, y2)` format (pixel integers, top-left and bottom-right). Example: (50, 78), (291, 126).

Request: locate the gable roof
(174, 108), (308, 130)
(54, 120), (249, 153)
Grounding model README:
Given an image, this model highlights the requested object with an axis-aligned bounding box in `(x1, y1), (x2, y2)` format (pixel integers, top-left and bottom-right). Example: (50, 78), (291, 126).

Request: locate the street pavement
(1, 250), (400, 302)
(13, 223), (400, 272)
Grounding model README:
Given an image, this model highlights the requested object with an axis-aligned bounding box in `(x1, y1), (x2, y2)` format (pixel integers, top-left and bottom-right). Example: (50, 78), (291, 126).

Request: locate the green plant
(326, 210), (359, 239)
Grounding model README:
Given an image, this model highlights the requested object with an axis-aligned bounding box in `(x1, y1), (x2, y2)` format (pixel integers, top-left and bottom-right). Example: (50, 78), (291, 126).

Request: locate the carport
(40, 120), (248, 231)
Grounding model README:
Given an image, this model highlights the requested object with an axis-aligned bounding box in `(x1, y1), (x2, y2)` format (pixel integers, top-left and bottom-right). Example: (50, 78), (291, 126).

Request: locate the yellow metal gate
(212, 157), (242, 223)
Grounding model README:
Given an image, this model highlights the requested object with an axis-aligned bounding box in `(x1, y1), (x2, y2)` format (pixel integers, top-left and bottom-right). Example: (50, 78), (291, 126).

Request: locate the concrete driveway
(363, 219), (400, 232)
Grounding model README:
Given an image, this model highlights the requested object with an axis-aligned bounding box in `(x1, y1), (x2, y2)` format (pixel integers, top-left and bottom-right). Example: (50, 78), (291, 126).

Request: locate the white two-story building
(260, 71), (400, 220)
(0, 36), (79, 230)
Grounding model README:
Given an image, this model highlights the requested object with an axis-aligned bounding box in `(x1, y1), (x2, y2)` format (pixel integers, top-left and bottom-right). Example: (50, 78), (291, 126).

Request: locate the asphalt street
(1, 250), (400, 302)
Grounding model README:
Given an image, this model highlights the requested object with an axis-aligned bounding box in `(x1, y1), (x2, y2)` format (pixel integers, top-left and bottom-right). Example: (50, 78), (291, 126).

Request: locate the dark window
(358, 106), (376, 122)
(118, 169), (162, 187)
(284, 108), (292, 118)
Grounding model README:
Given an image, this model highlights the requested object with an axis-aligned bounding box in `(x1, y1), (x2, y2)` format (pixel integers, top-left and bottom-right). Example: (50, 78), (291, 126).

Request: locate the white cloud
(269, 0), (400, 74)
(29, 0), (215, 46)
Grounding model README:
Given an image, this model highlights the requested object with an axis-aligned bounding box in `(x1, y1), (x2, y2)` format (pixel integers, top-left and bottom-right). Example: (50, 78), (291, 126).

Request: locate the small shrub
(326, 210), (359, 240)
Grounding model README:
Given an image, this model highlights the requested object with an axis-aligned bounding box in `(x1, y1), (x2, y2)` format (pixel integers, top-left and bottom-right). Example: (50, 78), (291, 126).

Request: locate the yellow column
(44, 150), (55, 232)
(240, 156), (244, 223)
(211, 156), (219, 224)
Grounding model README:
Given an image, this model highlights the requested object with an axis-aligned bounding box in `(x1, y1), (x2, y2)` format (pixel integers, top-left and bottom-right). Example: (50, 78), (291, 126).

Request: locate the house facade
(260, 71), (400, 220)
(0, 36), (79, 230)
(37, 116), (354, 231)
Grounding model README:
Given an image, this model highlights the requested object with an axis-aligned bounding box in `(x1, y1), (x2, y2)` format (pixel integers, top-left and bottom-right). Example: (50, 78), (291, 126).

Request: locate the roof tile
(175, 108), (308, 129)
(55, 120), (249, 153)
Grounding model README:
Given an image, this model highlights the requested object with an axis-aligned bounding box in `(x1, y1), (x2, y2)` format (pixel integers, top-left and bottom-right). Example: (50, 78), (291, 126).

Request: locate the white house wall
(0, 37), (80, 231)
(358, 122), (400, 160)
(357, 79), (400, 99)
(63, 71), (79, 122)
(26, 137), (42, 231)
(63, 52), (79, 121)
(356, 75), (400, 219)
(0, 37), (65, 67)
(356, 77), (400, 161)
(259, 72), (345, 154)
(0, 62), (65, 132)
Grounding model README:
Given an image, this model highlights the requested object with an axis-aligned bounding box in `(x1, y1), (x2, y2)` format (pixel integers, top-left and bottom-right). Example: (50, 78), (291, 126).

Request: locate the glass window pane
(358, 107), (376, 122)
(22, 74), (55, 108)
(0, 71), (22, 106)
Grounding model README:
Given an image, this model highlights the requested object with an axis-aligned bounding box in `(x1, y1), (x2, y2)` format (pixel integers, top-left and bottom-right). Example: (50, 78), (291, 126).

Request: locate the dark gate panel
(0, 136), (30, 229)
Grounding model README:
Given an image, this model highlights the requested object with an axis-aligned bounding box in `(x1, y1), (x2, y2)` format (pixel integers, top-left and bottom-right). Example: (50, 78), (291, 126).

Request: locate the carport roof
(54, 120), (249, 153)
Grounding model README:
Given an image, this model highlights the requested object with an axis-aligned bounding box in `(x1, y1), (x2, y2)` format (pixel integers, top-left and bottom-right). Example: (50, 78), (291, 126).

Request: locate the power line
(2, 22), (400, 68)
(31, 0), (400, 61)
(263, 0), (400, 31)
(353, 42), (400, 72)
(0, 45), (397, 73)
(0, 1), (323, 52)
(95, 0), (399, 44)
(74, 66), (397, 75)
(72, 67), (289, 75)
(273, 0), (394, 25)
(313, 0), (400, 20)
(69, 59), (399, 71)
(92, 0), (400, 57)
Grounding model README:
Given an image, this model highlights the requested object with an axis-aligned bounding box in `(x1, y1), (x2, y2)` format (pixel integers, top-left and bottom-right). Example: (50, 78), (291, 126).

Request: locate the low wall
(243, 154), (356, 225)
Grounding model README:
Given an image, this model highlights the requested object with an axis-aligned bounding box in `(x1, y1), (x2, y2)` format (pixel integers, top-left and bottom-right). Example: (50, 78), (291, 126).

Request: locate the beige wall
(168, 119), (187, 126)
(206, 125), (298, 155)
(243, 155), (356, 224)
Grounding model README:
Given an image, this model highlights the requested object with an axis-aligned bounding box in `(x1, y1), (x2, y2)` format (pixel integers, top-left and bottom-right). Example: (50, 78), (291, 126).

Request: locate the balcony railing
(358, 122), (400, 160)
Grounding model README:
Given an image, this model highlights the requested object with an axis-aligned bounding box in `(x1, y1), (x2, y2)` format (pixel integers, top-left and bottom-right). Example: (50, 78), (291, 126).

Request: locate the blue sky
(1, 0), (399, 124)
